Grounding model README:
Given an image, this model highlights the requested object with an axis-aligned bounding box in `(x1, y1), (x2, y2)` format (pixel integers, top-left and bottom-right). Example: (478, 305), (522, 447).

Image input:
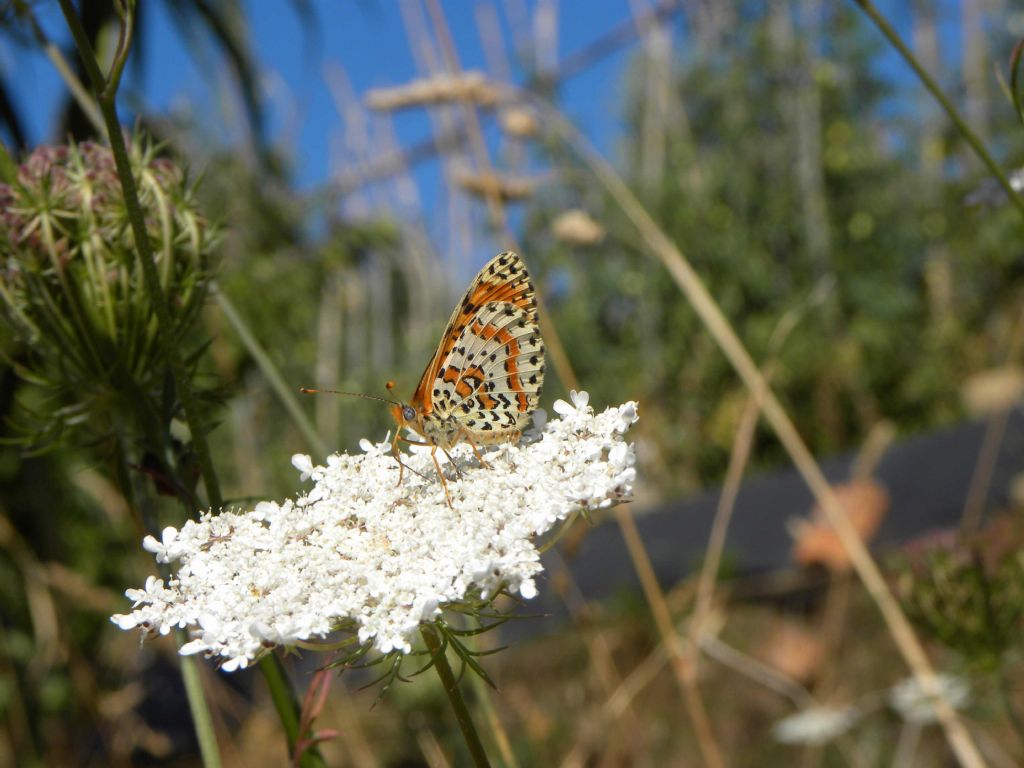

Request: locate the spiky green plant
(0, 136), (215, 450)
(897, 523), (1024, 670)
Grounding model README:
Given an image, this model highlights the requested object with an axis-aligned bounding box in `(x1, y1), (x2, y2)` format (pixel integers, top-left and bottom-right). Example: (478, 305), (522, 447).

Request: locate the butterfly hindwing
(439, 303), (545, 429)
(417, 251), (544, 438)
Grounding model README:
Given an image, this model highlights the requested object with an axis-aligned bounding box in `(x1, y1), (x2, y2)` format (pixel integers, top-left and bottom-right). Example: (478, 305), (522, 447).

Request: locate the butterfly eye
(402, 406), (416, 421)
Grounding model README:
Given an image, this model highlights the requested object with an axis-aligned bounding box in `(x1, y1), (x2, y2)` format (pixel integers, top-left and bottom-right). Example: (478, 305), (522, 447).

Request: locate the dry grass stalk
(547, 550), (643, 738)
(454, 171), (534, 202)
(614, 506), (727, 768)
(411, 2), (581, 395)
(365, 71), (501, 111)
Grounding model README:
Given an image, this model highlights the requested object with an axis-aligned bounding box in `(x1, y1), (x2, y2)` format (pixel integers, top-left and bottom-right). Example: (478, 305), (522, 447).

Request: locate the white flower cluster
(112, 392), (638, 671)
(772, 673), (971, 746)
(889, 674), (969, 724)
(772, 705), (860, 746)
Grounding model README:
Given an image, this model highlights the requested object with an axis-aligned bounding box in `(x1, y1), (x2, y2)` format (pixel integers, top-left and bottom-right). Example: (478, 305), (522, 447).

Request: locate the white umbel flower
(112, 394), (638, 671)
(772, 705), (860, 746)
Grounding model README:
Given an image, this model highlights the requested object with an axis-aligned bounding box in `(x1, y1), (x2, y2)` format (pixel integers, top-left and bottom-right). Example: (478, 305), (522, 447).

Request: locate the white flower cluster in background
(772, 672), (971, 746)
(112, 392), (638, 671)
(889, 674), (969, 723)
(772, 705), (860, 746)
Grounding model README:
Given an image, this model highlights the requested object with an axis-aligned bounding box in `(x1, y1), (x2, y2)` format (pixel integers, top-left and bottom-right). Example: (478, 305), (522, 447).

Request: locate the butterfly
(388, 251), (545, 504)
(303, 251), (545, 506)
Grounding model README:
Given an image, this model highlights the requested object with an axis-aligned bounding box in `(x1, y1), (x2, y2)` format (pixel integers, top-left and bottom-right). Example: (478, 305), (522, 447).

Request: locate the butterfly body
(390, 251), (545, 502)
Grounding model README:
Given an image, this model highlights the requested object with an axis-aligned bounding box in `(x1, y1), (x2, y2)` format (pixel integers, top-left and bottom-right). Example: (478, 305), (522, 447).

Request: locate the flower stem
(421, 625), (492, 768)
(852, 0), (1024, 221)
(259, 656), (298, 753)
(56, 0), (223, 512)
(54, 6), (313, 767)
(258, 654), (326, 768)
(177, 634), (224, 768)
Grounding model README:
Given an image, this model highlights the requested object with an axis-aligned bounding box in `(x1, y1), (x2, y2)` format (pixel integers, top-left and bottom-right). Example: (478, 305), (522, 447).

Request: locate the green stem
(57, 0), (223, 512)
(178, 635), (225, 768)
(0, 140), (16, 183)
(852, 0), (1024, 221)
(258, 655), (326, 768)
(114, 420), (221, 767)
(58, 8), (324, 768)
(421, 625), (492, 768)
(213, 286), (328, 458)
(101, 0), (134, 100)
(259, 654), (300, 746)
(54, 7), (313, 768)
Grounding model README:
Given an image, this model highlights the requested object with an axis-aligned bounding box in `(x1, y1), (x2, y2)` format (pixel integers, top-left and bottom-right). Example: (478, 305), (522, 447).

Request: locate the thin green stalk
(178, 634), (224, 768)
(113, 420), (221, 768)
(258, 655), (300, 749)
(54, 6), (311, 767)
(464, 629), (519, 768)
(257, 655), (326, 768)
(852, 0), (1024, 221)
(57, 0), (223, 512)
(421, 625), (492, 768)
(0, 140), (16, 182)
(213, 286), (328, 458)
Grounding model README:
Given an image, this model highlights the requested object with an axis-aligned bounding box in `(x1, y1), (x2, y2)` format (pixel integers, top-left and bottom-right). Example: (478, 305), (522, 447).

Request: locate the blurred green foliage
(529, 5), (1024, 492)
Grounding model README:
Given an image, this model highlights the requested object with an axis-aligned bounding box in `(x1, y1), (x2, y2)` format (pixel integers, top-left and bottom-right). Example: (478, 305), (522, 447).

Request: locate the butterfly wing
(414, 251), (544, 437)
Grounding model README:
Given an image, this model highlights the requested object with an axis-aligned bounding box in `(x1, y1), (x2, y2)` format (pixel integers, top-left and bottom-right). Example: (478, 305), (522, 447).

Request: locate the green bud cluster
(0, 136), (215, 444)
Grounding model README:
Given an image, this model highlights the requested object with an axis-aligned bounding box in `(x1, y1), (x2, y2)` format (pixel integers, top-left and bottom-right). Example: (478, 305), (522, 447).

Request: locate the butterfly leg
(468, 440), (492, 470)
(430, 446), (454, 507)
(440, 447), (465, 479)
(390, 431), (405, 486)
(392, 434), (429, 486)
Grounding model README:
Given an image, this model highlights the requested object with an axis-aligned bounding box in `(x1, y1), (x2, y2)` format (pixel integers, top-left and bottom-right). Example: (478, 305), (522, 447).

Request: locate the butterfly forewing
(414, 251), (545, 439)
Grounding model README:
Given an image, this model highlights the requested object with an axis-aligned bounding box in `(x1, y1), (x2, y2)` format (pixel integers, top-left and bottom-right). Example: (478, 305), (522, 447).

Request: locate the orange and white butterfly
(388, 251), (545, 502)
(305, 251), (545, 505)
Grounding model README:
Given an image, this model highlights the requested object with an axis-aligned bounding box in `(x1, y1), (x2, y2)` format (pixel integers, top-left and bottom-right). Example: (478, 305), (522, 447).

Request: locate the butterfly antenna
(299, 387), (399, 406)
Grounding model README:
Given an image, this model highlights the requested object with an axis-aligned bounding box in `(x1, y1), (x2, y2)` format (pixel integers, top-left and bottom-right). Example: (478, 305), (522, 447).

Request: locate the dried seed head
(500, 107), (539, 138)
(552, 209), (607, 246)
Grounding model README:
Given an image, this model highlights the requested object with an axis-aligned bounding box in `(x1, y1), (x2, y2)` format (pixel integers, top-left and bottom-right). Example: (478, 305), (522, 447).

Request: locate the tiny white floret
(291, 454), (314, 481)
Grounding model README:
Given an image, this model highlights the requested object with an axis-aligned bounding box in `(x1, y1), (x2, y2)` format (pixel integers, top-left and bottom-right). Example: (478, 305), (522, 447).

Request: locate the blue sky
(6, 2), (638, 187)
(3, 1), (1014, 262)
(4, 1), (672, 264)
